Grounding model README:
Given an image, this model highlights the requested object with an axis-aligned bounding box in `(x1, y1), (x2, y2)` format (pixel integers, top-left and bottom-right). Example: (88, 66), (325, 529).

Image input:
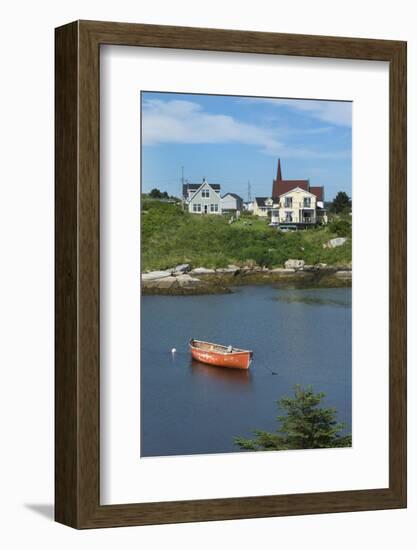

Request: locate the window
(210, 204), (214, 212)
(214, 204), (218, 212)
(202, 189), (210, 198)
(284, 197), (292, 208)
(303, 197), (311, 208)
(193, 203), (201, 212)
(285, 211), (293, 222)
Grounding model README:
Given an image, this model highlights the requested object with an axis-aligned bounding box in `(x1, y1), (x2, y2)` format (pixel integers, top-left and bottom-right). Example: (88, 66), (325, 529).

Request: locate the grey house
(220, 193), (244, 213)
(182, 178), (222, 215)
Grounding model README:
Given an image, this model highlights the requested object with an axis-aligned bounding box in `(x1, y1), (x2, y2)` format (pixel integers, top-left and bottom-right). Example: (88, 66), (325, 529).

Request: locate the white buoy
(171, 348), (176, 354)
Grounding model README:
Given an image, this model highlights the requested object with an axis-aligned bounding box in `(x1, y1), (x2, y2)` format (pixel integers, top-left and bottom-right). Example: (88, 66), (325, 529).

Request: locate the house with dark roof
(182, 178), (222, 215)
(253, 159), (327, 227)
(221, 192), (243, 213)
(252, 197), (275, 217)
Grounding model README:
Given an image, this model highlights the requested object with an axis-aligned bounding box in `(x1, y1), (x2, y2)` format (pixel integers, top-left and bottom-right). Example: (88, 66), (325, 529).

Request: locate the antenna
(181, 166), (185, 210)
(247, 180), (252, 203)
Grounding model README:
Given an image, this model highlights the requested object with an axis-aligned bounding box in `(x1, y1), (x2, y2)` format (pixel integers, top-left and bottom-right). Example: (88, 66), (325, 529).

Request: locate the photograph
(0, 0), (410, 539)
(140, 91), (353, 458)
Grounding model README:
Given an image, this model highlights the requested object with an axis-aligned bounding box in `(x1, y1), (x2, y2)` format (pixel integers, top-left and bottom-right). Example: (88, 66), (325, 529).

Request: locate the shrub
(328, 219), (351, 238)
(235, 385), (351, 451)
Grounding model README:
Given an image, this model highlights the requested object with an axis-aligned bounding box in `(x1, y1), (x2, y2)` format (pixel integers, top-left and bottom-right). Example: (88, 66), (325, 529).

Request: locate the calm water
(141, 285), (351, 457)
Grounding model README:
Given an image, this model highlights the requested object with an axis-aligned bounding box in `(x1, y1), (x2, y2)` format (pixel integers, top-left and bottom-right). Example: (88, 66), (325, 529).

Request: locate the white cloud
(246, 98), (352, 127)
(142, 99), (283, 153)
(141, 98), (350, 158)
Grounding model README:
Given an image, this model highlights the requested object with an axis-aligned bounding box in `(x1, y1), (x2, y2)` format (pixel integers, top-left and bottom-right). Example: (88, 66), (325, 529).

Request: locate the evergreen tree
(330, 191), (352, 213)
(149, 188), (162, 199)
(235, 385), (351, 451)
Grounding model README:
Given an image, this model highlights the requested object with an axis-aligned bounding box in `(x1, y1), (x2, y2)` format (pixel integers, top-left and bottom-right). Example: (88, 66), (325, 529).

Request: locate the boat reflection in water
(190, 359), (251, 387)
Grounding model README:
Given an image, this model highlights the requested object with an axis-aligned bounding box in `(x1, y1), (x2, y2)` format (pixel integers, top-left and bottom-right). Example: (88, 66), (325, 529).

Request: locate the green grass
(141, 200), (352, 271)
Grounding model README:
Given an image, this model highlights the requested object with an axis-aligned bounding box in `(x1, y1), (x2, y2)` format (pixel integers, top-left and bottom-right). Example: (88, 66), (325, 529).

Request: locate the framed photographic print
(55, 20), (406, 528)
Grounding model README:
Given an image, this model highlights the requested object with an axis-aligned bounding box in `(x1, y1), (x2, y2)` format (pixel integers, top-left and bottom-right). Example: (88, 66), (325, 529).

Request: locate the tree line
(145, 188), (179, 201)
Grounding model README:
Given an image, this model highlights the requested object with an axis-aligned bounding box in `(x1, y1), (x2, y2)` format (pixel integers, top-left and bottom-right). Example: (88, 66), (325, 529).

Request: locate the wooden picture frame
(55, 20), (407, 529)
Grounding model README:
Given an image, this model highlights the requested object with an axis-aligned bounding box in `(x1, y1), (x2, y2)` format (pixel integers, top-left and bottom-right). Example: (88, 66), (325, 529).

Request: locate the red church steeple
(276, 158), (282, 181)
(272, 158), (310, 199)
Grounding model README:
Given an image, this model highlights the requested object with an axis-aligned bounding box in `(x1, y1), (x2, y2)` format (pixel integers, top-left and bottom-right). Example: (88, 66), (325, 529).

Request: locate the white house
(182, 178), (222, 215)
(252, 197), (274, 217)
(251, 159), (328, 227)
(220, 193), (243, 213)
(276, 187), (317, 224)
(269, 158), (327, 226)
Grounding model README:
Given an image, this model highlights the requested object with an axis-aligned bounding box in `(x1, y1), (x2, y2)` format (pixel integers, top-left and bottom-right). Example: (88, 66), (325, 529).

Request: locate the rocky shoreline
(142, 260), (352, 296)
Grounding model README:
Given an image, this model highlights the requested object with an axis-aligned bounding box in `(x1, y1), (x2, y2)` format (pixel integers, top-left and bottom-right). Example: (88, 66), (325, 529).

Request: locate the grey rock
(324, 237), (347, 249)
(216, 265), (240, 274)
(190, 267), (216, 275)
(142, 270), (172, 281)
(240, 266), (259, 276)
(270, 268), (296, 274)
(303, 264), (330, 272)
(335, 270), (352, 278)
(176, 274), (204, 288)
(284, 259), (305, 270)
(156, 277), (178, 289)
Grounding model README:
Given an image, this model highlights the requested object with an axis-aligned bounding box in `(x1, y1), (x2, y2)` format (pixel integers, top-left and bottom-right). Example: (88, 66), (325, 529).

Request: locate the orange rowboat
(189, 339), (253, 370)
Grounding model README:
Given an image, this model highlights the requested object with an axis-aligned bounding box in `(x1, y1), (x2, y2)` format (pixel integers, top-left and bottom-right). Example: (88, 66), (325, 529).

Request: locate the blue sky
(141, 91), (352, 201)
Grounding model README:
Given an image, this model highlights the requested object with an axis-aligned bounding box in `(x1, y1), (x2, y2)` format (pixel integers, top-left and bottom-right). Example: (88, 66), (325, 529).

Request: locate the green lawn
(141, 200), (352, 271)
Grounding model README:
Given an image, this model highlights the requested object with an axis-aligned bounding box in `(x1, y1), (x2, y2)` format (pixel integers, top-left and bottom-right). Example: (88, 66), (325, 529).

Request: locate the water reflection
(190, 359), (251, 386)
(141, 286), (351, 457)
(274, 290), (349, 308)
